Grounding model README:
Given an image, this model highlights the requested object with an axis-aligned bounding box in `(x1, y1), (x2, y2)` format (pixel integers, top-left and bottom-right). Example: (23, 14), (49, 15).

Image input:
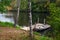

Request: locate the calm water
(0, 13), (14, 23)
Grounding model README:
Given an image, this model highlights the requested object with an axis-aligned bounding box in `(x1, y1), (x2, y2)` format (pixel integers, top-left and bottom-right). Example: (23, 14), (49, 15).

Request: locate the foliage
(18, 13), (29, 26)
(47, 3), (60, 31)
(20, 0), (28, 10)
(47, 3), (60, 40)
(34, 32), (40, 35)
(0, 0), (12, 12)
(18, 0), (50, 25)
(34, 35), (52, 40)
(33, 32), (52, 40)
(39, 36), (52, 40)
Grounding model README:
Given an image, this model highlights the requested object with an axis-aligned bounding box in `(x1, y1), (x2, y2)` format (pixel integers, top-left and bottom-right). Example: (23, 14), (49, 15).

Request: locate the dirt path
(0, 27), (28, 40)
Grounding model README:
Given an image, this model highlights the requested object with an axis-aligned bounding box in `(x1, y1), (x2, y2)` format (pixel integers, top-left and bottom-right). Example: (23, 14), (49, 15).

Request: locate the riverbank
(0, 22), (53, 40)
(0, 27), (29, 40)
(0, 27), (52, 40)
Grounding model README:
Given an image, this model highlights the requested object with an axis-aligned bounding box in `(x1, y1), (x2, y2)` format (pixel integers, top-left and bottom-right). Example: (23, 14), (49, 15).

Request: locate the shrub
(47, 3), (60, 40)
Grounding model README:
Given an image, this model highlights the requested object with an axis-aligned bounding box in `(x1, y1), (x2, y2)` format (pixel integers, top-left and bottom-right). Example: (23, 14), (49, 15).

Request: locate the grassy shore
(0, 22), (52, 40)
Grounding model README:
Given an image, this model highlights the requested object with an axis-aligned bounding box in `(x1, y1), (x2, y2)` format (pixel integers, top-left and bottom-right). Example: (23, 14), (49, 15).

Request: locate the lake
(0, 13), (14, 23)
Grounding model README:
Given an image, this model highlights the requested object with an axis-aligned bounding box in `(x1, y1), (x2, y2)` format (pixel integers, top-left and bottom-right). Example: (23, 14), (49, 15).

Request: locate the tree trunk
(14, 0), (20, 27)
(28, 0), (33, 40)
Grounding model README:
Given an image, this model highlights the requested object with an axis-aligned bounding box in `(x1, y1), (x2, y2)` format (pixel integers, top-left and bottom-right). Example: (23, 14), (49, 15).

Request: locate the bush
(47, 3), (60, 40)
(47, 3), (60, 32)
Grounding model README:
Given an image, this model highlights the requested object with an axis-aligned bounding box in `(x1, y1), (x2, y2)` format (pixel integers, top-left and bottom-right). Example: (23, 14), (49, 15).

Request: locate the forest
(0, 0), (60, 40)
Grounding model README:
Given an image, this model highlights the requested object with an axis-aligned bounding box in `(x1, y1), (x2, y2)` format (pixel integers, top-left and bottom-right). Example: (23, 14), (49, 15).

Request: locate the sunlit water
(0, 13), (14, 23)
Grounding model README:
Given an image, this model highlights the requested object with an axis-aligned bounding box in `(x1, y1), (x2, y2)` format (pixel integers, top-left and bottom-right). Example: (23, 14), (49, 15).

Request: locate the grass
(0, 21), (21, 29)
(33, 32), (40, 35)
(33, 32), (52, 40)
(0, 21), (13, 27)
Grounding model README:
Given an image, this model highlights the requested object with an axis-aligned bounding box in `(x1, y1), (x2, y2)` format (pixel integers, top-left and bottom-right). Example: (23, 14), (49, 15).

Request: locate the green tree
(45, 3), (60, 40)
(18, 0), (50, 25)
(47, 3), (60, 31)
(31, 0), (50, 23)
(0, 0), (12, 12)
